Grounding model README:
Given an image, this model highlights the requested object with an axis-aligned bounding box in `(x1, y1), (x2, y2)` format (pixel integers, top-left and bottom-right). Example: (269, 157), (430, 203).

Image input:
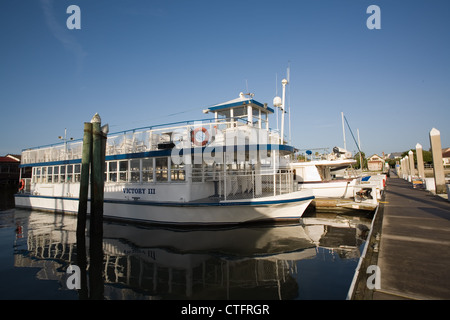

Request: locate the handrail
(21, 117), (251, 152)
(21, 118), (282, 165)
(190, 169), (294, 200)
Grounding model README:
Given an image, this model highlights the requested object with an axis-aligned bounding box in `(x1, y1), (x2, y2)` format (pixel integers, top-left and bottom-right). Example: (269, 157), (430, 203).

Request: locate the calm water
(0, 208), (372, 300)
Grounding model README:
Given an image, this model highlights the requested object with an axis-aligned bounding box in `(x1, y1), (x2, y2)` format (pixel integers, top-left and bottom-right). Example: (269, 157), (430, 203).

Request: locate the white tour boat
(15, 91), (314, 226)
(290, 148), (386, 211)
(291, 148), (358, 198)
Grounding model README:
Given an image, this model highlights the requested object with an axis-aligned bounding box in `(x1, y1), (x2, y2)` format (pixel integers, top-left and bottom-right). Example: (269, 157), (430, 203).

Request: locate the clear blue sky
(1, 0), (449, 157)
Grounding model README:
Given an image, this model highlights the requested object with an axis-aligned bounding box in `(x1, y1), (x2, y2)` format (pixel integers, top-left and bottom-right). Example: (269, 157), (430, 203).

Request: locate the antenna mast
(273, 66), (290, 145)
(281, 78), (288, 144)
(341, 112), (347, 150)
(275, 74), (279, 132)
(287, 63), (291, 145)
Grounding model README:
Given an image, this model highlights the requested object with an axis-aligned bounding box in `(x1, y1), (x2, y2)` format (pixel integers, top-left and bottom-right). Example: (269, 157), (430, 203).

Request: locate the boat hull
(298, 180), (355, 198)
(14, 190), (314, 226)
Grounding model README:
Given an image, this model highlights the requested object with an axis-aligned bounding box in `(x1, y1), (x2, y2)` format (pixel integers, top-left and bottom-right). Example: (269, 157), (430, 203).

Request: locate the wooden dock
(350, 171), (450, 300)
(312, 198), (378, 211)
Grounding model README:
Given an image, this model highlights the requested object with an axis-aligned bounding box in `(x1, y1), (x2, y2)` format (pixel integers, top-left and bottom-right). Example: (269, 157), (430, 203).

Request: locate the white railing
(21, 118), (280, 165)
(191, 169), (295, 201)
(21, 141), (83, 165)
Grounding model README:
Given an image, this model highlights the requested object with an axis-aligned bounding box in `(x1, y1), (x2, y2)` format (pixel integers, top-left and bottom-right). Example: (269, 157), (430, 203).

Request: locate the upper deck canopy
(203, 93), (274, 116)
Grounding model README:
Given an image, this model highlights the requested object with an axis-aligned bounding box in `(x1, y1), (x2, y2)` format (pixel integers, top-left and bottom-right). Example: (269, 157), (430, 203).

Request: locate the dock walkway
(351, 172), (450, 300)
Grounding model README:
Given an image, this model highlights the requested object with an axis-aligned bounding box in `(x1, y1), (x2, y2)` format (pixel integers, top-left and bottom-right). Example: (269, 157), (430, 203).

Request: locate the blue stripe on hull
(14, 194), (314, 207)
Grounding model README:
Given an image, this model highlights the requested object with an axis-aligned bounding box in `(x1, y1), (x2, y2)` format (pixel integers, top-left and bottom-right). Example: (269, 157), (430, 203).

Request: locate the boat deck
(191, 190), (300, 204)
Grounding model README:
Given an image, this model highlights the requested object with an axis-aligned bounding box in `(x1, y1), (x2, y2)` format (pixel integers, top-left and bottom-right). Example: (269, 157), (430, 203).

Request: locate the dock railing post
(429, 128), (446, 194)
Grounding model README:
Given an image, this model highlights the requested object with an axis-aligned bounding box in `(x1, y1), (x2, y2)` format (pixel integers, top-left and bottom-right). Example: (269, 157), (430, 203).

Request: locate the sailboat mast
(341, 112), (347, 150)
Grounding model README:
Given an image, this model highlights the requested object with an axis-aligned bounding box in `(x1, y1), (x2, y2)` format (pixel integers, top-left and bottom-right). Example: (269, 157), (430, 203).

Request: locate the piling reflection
(11, 209), (372, 300)
(76, 224), (88, 299)
(76, 224), (104, 300)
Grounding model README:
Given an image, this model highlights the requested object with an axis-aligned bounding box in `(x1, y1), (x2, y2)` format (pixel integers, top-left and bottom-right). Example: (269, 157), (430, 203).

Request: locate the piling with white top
(403, 157), (408, 179)
(76, 113), (108, 299)
(408, 150), (415, 180)
(429, 128), (446, 194)
(416, 143), (425, 180)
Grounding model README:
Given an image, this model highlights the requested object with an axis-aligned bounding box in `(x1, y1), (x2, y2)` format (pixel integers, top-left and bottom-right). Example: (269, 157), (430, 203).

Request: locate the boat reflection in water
(12, 209), (372, 300)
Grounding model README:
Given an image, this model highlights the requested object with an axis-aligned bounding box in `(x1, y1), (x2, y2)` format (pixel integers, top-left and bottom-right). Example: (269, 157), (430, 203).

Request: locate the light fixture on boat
(58, 128), (73, 142)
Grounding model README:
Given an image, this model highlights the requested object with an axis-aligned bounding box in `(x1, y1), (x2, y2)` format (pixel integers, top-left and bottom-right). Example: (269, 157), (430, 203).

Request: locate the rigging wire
(343, 115), (362, 154)
(109, 105), (203, 131)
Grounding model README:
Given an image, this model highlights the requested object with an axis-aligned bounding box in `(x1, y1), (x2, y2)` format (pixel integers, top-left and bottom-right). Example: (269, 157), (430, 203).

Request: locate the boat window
(142, 158), (153, 182)
(53, 166), (59, 183)
(219, 110), (230, 119)
(33, 167), (39, 183)
(233, 107), (246, 118)
(155, 157), (168, 182)
(42, 167), (47, 183)
(252, 108), (261, 128)
(48, 166), (53, 183)
(67, 165), (73, 182)
(108, 161), (117, 182)
(171, 158), (185, 182)
(261, 112), (268, 129)
(119, 160), (128, 182)
(60, 165), (66, 182)
(74, 164), (81, 182)
(130, 159), (140, 182)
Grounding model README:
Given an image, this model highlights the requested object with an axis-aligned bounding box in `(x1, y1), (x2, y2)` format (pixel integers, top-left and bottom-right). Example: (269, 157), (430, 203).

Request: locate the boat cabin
(203, 92), (274, 130)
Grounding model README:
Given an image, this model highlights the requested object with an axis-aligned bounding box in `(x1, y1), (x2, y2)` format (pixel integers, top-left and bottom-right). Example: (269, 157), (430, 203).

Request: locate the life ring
(18, 179), (25, 191)
(191, 127), (209, 146)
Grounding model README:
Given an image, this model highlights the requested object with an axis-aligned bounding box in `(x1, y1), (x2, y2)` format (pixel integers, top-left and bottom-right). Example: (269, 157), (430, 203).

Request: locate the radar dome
(273, 96), (282, 107)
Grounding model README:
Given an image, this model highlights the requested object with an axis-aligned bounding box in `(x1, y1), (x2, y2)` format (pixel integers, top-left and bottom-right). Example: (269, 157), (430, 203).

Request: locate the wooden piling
(416, 143), (425, 179)
(429, 128), (446, 194)
(89, 114), (105, 238)
(404, 156), (409, 179)
(408, 150), (415, 179)
(89, 113), (107, 299)
(77, 122), (92, 238)
(74, 114), (108, 299)
(76, 122), (92, 299)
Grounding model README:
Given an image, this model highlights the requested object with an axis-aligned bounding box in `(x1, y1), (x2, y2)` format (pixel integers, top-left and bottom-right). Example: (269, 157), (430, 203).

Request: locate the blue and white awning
(203, 93), (274, 114)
